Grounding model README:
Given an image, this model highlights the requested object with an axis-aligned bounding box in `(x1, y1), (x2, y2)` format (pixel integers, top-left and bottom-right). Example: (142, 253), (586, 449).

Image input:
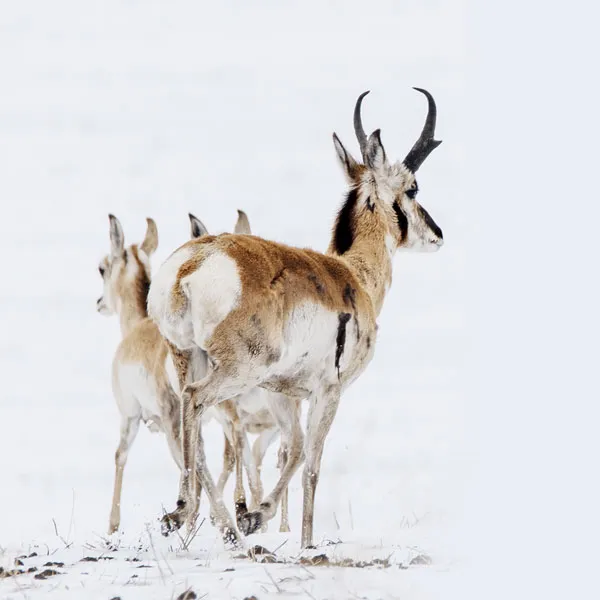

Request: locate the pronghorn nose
(97, 297), (103, 307)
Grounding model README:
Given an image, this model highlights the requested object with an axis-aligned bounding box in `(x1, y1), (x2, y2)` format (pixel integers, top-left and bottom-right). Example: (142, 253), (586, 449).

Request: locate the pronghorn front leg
(219, 400), (251, 528)
(301, 387), (341, 548)
(278, 445), (291, 533)
(239, 394), (304, 536)
(108, 416), (141, 534)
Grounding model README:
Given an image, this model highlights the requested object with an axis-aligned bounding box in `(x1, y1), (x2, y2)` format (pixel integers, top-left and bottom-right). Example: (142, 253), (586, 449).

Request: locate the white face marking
(385, 234), (396, 258)
(375, 165), (444, 253)
(97, 255), (121, 316)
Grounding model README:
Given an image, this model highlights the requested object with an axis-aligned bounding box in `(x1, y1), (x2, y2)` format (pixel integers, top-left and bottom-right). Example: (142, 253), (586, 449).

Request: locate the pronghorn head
(188, 209), (252, 239)
(332, 88), (444, 255)
(96, 215), (157, 317)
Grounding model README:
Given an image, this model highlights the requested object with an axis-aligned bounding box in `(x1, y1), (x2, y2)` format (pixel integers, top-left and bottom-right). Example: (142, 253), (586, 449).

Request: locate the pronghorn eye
(406, 184), (418, 199)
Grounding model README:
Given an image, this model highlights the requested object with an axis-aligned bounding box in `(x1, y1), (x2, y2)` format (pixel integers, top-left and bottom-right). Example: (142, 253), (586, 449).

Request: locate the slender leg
(194, 418), (242, 547)
(160, 343), (199, 535)
(217, 401), (249, 526)
(232, 424), (249, 528)
(278, 444), (291, 532)
(252, 427), (280, 477)
(245, 429), (276, 512)
(301, 388), (341, 548)
(161, 369), (244, 547)
(247, 427), (278, 532)
(108, 416), (141, 534)
(216, 431), (235, 496)
(238, 395), (304, 536)
(160, 385), (184, 470)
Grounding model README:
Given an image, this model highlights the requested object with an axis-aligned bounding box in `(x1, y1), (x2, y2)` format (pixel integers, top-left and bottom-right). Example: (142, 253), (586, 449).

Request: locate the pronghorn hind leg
(300, 387), (341, 549)
(160, 343), (199, 536)
(109, 415), (141, 534)
(163, 368), (246, 547)
(238, 395), (303, 536)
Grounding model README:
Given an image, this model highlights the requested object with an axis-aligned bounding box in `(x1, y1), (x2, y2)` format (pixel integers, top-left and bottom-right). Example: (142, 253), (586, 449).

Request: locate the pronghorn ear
(140, 217), (158, 256)
(234, 209), (252, 235)
(365, 129), (387, 171)
(188, 213), (209, 239)
(108, 214), (124, 257)
(333, 133), (360, 182)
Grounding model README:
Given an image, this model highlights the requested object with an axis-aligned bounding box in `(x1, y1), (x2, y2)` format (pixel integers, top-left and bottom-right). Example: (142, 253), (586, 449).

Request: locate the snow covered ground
(0, 1), (467, 598)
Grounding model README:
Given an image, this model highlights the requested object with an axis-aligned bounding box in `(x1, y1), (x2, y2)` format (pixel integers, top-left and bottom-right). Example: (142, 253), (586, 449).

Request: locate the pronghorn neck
(328, 187), (394, 316)
(118, 294), (147, 336)
(118, 247), (151, 337)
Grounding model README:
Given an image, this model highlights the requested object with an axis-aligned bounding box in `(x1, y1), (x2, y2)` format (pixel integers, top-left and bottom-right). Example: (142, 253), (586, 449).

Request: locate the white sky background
(467, 1), (600, 598)
(0, 0), (599, 598)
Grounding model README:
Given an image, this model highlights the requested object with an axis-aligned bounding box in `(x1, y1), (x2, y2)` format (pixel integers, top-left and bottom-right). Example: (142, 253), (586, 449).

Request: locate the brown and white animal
(148, 88), (445, 548)
(97, 212), (289, 535)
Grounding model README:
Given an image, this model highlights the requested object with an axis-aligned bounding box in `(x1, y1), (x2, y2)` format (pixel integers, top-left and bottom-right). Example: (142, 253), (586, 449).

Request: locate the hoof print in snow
(44, 561), (65, 567)
(223, 567), (235, 572)
(81, 556), (99, 562)
(243, 596), (259, 600)
(409, 553), (432, 566)
(14, 559), (24, 566)
(34, 569), (61, 580)
(176, 589), (197, 600)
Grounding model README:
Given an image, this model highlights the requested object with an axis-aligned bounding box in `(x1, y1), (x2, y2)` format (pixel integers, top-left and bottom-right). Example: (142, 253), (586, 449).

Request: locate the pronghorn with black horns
(148, 88), (444, 548)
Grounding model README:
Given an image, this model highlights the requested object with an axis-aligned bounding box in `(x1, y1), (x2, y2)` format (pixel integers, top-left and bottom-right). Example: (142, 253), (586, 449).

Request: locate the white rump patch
(147, 245), (195, 347)
(183, 251), (242, 349)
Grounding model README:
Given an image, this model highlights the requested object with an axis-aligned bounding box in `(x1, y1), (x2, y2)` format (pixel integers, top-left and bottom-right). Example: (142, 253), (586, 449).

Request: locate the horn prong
(402, 88), (442, 173)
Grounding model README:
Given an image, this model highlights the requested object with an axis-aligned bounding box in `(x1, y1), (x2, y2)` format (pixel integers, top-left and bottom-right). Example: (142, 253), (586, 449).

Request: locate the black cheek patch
(418, 205), (443, 239)
(392, 201), (409, 241)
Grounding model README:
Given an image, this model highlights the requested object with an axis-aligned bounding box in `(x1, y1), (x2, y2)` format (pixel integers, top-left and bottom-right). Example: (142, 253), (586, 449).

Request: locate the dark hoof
(239, 511), (263, 536)
(235, 501), (248, 529)
(161, 511), (183, 536)
(222, 526), (244, 549)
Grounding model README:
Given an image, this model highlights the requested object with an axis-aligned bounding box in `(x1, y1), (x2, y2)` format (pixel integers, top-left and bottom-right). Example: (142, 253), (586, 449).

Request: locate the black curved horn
(353, 90), (370, 161)
(402, 88), (442, 173)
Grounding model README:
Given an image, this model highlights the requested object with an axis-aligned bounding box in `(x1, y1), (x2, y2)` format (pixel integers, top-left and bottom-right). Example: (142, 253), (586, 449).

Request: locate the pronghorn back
(148, 233), (378, 396)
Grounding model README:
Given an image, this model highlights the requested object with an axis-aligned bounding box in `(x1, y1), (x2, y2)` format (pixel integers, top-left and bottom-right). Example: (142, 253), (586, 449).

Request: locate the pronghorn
(97, 212), (290, 535)
(148, 88), (444, 548)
